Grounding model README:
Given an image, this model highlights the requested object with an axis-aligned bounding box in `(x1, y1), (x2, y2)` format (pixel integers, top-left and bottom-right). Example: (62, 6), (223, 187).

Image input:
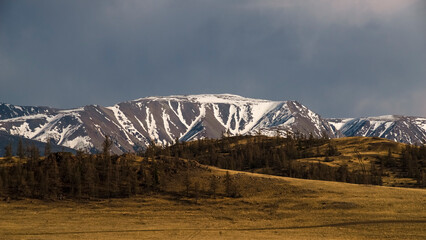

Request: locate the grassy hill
(1, 163), (425, 239)
(0, 135), (424, 201)
(296, 137), (420, 187)
(164, 136), (426, 188)
(0, 136), (425, 239)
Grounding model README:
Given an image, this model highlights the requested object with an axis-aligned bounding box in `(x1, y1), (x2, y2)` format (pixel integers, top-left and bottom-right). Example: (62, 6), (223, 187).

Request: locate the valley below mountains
(0, 94), (425, 154)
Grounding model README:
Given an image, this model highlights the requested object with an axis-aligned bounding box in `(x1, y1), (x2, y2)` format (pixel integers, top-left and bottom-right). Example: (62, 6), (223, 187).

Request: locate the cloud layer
(1, 0), (425, 117)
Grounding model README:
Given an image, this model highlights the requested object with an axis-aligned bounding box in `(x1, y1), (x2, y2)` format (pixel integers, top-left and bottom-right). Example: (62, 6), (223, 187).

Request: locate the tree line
(1, 134), (425, 201)
(163, 134), (425, 187)
(0, 137), (241, 200)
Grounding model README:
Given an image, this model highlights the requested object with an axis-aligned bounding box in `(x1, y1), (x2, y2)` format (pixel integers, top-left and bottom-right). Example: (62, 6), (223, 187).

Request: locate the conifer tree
(224, 171), (232, 197)
(102, 136), (113, 197)
(130, 167), (138, 195)
(26, 169), (35, 198)
(4, 143), (13, 160)
(0, 174), (3, 195)
(209, 175), (218, 198)
(47, 156), (61, 197)
(106, 156), (113, 197)
(40, 169), (49, 199)
(29, 145), (40, 163)
(151, 163), (159, 190)
(60, 155), (73, 195)
(73, 165), (82, 199)
(17, 138), (25, 159)
(102, 136), (112, 160)
(194, 181), (200, 203)
(183, 170), (191, 197)
(44, 138), (52, 156)
(421, 170), (426, 188)
(112, 163), (120, 196)
(83, 157), (97, 197)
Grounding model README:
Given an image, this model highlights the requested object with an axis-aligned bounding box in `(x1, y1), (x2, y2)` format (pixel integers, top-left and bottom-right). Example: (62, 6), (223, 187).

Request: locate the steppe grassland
(1, 165), (425, 239)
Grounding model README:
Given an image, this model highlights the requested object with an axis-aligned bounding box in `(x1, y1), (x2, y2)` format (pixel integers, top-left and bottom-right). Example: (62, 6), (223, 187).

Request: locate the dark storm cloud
(1, 0), (425, 117)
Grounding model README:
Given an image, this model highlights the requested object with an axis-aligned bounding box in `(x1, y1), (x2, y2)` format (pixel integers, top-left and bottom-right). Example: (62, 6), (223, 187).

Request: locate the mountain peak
(132, 94), (280, 105)
(1, 94), (425, 154)
(328, 115), (426, 144)
(0, 94), (338, 153)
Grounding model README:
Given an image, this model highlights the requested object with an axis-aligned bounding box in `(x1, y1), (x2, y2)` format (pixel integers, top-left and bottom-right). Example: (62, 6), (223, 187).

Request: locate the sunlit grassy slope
(295, 137), (419, 187)
(182, 136), (423, 187)
(1, 161), (425, 240)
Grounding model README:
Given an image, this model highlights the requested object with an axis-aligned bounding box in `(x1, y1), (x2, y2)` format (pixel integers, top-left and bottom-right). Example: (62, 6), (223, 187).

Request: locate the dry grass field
(289, 137), (420, 187)
(1, 165), (425, 240)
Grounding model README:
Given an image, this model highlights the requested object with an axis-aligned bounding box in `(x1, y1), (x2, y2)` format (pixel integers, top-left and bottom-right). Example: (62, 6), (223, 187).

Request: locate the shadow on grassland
(7, 219), (426, 236)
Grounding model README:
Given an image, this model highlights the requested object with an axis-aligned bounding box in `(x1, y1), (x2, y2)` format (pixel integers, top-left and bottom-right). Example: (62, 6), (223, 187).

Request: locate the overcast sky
(1, 0), (425, 117)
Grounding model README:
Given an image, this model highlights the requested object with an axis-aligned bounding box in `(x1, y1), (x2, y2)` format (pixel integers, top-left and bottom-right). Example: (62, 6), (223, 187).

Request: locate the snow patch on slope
(62, 136), (93, 150)
(145, 107), (160, 142)
(108, 105), (141, 145)
(180, 103), (207, 140)
(162, 108), (174, 141)
(328, 118), (353, 130)
(241, 101), (281, 134)
(415, 118), (426, 132)
(168, 101), (189, 128)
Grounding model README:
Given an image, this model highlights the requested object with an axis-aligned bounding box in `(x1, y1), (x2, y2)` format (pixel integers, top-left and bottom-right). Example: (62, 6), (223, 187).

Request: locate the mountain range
(1, 94), (425, 154)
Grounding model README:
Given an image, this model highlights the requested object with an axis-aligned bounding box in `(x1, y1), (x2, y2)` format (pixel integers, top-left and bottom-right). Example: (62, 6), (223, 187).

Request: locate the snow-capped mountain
(0, 94), (338, 154)
(0, 103), (56, 120)
(0, 131), (76, 156)
(328, 115), (426, 144)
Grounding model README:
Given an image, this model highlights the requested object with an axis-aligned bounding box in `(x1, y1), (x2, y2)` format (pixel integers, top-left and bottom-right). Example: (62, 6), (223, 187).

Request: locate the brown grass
(1, 164), (425, 240)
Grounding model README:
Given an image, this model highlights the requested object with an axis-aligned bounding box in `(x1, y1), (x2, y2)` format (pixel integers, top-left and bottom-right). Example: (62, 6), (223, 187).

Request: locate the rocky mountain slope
(0, 103), (56, 120)
(0, 131), (76, 156)
(0, 95), (338, 154)
(1, 95), (425, 154)
(328, 115), (426, 144)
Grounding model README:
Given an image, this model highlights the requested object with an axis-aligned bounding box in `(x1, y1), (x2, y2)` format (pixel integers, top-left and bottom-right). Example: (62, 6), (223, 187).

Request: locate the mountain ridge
(328, 115), (426, 144)
(0, 94), (424, 154)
